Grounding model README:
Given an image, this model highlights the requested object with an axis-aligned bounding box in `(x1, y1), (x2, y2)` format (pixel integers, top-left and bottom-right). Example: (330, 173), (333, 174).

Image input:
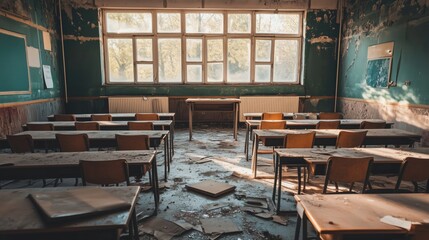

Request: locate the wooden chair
(75, 121), (100, 130)
(319, 112), (343, 120)
(335, 130), (367, 148)
(27, 123), (54, 131)
(91, 114), (112, 121)
(323, 156), (373, 194)
(396, 157), (429, 193)
(116, 134), (150, 151)
(56, 133), (89, 152)
(360, 120), (386, 129)
(275, 131), (316, 206)
(316, 120), (340, 129)
(135, 113), (159, 121)
(53, 114), (76, 121)
(7, 134), (34, 153)
(128, 121), (154, 130)
(261, 112), (284, 120)
(79, 159), (138, 239)
(258, 120), (287, 154)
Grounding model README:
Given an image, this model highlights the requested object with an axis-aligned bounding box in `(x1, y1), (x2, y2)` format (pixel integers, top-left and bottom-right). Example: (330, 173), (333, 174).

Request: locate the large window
(103, 10), (303, 85)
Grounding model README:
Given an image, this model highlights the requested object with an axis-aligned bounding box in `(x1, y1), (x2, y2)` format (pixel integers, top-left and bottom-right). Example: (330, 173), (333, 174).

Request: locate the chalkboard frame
(0, 28), (31, 95)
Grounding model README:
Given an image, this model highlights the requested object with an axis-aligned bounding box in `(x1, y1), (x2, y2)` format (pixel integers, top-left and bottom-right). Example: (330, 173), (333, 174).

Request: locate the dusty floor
(2, 127), (409, 240)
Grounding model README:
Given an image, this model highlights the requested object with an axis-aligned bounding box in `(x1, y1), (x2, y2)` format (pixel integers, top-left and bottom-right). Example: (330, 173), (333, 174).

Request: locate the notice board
(0, 29), (31, 95)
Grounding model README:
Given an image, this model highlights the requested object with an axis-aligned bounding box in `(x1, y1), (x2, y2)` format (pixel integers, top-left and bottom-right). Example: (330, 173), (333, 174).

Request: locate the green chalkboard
(365, 58), (391, 88)
(0, 29), (31, 95)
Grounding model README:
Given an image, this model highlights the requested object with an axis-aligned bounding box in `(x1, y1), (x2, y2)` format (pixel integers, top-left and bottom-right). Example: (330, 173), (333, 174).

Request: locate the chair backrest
(116, 134), (150, 150)
(261, 112), (284, 120)
(75, 121), (100, 130)
(336, 130), (367, 148)
(323, 156), (373, 193)
(91, 114), (112, 121)
(56, 133), (89, 152)
(319, 112), (343, 120)
(360, 121), (386, 129)
(53, 114), (76, 121)
(259, 120), (286, 130)
(316, 120), (340, 129)
(27, 123), (54, 131)
(135, 113), (159, 121)
(128, 121), (154, 130)
(284, 132), (315, 148)
(80, 159), (130, 186)
(396, 157), (429, 192)
(7, 134), (34, 153)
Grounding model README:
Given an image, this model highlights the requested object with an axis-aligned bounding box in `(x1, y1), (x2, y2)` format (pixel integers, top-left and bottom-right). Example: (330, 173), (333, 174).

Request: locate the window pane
(228, 14), (251, 33)
(187, 65), (202, 83)
(255, 40), (271, 62)
(256, 13), (300, 34)
(255, 65), (271, 83)
(186, 39), (202, 62)
(107, 38), (133, 82)
(186, 13), (223, 33)
(136, 39), (152, 61)
(106, 12), (152, 33)
(227, 39), (250, 83)
(207, 63), (223, 83)
(157, 13), (181, 33)
(207, 39), (223, 62)
(158, 38), (182, 83)
(274, 40), (299, 82)
(137, 64), (153, 82)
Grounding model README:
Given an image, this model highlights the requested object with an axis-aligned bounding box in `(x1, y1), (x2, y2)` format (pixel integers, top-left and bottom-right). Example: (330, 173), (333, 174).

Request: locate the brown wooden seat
(116, 134), (150, 151)
(7, 134), (34, 153)
(261, 112), (284, 120)
(275, 131), (316, 208)
(75, 121), (100, 130)
(53, 114), (76, 121)
(316, 120), (340, 129)
(396, 157), (429, 193)
(135, 113), (159, 121)
(128, 121), (154, 130)
(319, 112), (343, 120)
(79, 159), (138, 238)
(323, 156), (373, 193)
(56, 133), (89, 152)
(258, 120), (286, 153)
(360, 120), (386, 129)
(91, 114), (112, 121)
(335, 130), (367, 148)
(27, 123), (54, 131)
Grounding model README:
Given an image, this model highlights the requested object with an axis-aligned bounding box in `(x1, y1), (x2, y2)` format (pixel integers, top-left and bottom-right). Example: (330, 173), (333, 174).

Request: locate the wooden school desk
(295, 193), (429, 240)
(186, 98), (241, 140)
(0, 186), (140, 240)
(0, 150), (159, 212)
(250, 128), (422, 178)
(47, 113), (175, 121)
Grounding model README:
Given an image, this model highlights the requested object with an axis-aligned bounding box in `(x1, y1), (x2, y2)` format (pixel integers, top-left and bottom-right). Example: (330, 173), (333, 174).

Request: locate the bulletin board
(365, 42), (394, 88)
(0, 29), (31, 95)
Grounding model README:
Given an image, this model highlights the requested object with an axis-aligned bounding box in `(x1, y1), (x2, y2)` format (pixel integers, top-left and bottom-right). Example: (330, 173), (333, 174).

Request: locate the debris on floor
(200, 217), (242, 235)
(140, 217), (193, 240)
(186, 180), (236, 198)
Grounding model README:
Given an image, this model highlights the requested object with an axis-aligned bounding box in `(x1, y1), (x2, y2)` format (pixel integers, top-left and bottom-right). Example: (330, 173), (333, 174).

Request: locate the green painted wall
(339, 0), (429, 105)
(62, 5), (339, 112)
(0, 0), (63, 103)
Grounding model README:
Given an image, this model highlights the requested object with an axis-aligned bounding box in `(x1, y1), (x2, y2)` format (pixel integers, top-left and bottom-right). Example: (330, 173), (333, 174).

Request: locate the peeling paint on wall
(310, 36), (334, 44)
(63, 35), (99, 43)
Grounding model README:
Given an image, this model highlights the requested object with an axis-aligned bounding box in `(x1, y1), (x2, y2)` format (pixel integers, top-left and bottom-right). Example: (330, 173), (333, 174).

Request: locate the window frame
(102, 9), (303, 85)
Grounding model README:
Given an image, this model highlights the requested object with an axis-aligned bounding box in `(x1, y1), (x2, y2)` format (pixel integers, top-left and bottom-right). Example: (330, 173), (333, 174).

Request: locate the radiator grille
(108, 97), (169, 113)
(239, 96), (299, 121)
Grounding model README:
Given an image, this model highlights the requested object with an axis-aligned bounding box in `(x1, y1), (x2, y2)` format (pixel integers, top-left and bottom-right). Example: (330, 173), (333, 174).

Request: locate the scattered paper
(272, 215), (288, 225)
(200, 218), (242, 234)
(380, 215), (416, 231)
(141, 217), (190, 240)
(42, 65), (53, 89)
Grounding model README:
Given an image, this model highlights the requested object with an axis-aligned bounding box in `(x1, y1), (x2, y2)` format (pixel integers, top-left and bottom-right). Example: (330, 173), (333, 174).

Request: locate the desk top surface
(11, 130), (169, 140)
(275, 147), (429, 164)
(0, 186), (140, 234)
(243, 112), (316, 118)
(247, 119), (393, 126)
(25, 120), (173, 127)
(253, 129), (421, 138)
(186, 98), (241, 103)
(295, 193), (429, 234)
(0, 150), (155, 167)
(48, 113), (175, 118)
